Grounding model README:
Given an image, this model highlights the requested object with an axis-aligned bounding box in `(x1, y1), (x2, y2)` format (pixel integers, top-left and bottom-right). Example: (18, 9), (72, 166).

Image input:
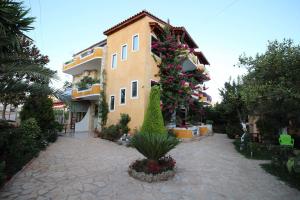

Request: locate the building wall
(105, 16), (164, 131)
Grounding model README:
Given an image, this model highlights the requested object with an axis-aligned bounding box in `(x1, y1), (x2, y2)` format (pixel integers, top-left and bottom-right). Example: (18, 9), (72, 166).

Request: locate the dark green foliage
(226, 123), (243, 139)
(271, 146), (294, 168)
(239, 39), (300, 141)
(20, 95), (58, 143)
(99, 90), (108, 127)
(0, 118), (43, 178)
(131, 132), (179, 161)
(0, 161), (5, 186)
(233, 139), (272, 160)
(20, 118), (42, 152)
(76, 76), (99, 90)
(0, 0), (34, 59)
(100, 113), (131, 141)
(100, 125), (121, 142)
(261, 163), (300, 191)
(119, 113), (131, 134)
(256, 117), (279, 142)
(141, 86), (166, 135)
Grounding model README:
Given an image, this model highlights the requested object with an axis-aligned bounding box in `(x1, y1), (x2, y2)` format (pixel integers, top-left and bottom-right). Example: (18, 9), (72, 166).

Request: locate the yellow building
(62, 10), (210, 133)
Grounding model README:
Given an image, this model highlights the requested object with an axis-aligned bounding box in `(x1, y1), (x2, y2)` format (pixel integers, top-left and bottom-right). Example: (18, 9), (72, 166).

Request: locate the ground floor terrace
(1, 134), (299, 200)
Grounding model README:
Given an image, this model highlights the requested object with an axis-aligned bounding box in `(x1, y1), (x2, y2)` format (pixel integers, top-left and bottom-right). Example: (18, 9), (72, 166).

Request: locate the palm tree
(0, 0), (34, 62)
(0, 1), (59, 119)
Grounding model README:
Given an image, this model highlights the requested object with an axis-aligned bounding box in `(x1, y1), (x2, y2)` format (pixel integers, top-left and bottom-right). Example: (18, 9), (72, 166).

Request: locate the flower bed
(128, 156), (176, 182)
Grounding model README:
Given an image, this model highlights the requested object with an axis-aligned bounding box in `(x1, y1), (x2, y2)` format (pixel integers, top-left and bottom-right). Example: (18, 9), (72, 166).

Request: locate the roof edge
(73, 39), (107, 56)
(103, 10), (168, 36)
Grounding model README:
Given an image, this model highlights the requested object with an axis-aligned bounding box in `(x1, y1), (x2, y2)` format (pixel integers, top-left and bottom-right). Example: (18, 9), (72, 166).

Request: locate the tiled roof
(103, 10), (168, 36)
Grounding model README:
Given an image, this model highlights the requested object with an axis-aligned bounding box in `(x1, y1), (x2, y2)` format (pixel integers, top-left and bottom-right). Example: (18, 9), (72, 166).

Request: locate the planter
(128, 167), (175, 182)
(128, 157), (176, 182)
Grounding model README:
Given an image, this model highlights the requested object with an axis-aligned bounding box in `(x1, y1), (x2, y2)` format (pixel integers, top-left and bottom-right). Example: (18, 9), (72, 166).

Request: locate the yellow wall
(105, 16), (164, 132)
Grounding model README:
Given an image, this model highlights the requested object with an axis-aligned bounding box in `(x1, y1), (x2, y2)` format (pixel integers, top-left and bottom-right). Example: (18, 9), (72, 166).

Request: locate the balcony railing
(63, 47), (103, 72)
(72, 84), (101, 99)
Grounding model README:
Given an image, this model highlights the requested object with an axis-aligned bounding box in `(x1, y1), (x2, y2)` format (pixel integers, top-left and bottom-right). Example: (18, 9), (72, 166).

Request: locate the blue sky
(24, 0), (300, 102)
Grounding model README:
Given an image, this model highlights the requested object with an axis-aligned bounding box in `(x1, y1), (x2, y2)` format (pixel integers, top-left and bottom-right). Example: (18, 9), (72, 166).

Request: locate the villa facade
(62, 10), (211, 133)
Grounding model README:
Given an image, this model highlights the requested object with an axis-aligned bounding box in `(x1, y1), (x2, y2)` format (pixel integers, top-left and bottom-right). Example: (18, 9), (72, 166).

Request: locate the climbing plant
(152, 26), (198, 122)
(98, 70), (108, 129)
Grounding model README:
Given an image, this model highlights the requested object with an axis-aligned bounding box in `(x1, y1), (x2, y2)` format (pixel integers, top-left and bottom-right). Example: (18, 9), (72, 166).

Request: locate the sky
(23, 0), (300, 103)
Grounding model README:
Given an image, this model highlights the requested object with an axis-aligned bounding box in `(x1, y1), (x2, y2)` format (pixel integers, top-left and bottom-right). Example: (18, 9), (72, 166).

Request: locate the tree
(0, 0), (34, 62)
(141, 86), (166, 134)
(20, 95), (58, 143)
(219, 78), (246, 138)
(238, 39), (300, 139)
(0, 38), (55, 119)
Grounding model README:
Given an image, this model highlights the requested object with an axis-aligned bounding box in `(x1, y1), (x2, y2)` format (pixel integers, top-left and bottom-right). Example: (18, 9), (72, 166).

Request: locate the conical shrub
(141, 86), (166, 134)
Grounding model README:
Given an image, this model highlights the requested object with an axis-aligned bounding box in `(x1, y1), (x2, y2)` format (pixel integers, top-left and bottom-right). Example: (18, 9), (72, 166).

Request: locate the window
(120, 88), (126, 105)
(110, 95), (115, 111)
(131, 80), (138, 98)
(111, 54), (117, 69)
(132, 34), (139, 51)
(121, 45), (127, 61)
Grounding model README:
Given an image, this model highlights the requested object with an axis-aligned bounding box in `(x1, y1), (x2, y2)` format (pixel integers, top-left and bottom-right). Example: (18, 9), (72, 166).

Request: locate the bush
(119, 113), (131, 134)
(100, 113), (131, 142)
(141, 86), (166, 134)
(20, 95), (59, 143)
(20, 118), (42, 152)
(0, 161), (5, 186)
(261, 163), (300, 191)
(100, 125), (121, 141)
(271, 146), (294, 168)
(233, 138), (272, 160)
(131, 132), (179, 161)
(226, 123), (243, 139)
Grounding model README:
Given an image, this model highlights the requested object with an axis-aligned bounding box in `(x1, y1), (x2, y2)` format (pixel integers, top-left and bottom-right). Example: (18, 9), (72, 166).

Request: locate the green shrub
(261, 163), (300, 191)
(271, 146), (294, 168)
(100, 125), (121, 141)
(20, 95), (58, 143)
(226, 123), (243, 139)
(20, 118), (42, 151)
(234, 139), (272, 160)
(131, 132), (179, 161)
(100, 113), (131, 141)
(0, 161), (5, 186)
(119, 113), (131, 134)
(141, 86), (166, 134)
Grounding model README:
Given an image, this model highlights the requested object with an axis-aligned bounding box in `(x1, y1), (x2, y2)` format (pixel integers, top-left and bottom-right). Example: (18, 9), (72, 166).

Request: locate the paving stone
(0, 135), (300, 200)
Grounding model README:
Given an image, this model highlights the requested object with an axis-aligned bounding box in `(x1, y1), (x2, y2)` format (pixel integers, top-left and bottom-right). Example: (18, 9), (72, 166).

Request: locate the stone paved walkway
(1, 134), (300, 200)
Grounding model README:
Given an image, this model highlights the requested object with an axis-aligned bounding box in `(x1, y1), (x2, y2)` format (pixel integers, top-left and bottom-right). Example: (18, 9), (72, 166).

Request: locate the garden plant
(129, 86), (179, 182)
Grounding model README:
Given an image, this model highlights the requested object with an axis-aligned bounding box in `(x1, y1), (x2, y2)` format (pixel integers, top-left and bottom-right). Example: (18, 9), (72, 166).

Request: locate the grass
(261, 163), (300, 191)
(233, 139), (272, 160)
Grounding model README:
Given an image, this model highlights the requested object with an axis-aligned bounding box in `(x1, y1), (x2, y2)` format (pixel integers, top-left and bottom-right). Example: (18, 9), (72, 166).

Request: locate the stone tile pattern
(1, 134), (300, 200)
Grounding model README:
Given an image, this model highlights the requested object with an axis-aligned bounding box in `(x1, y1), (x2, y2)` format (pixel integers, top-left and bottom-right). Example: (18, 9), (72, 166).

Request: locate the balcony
(63, 47), (103, 75)
(182, 53), (202, 72)
(72, 84), (101, 100)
